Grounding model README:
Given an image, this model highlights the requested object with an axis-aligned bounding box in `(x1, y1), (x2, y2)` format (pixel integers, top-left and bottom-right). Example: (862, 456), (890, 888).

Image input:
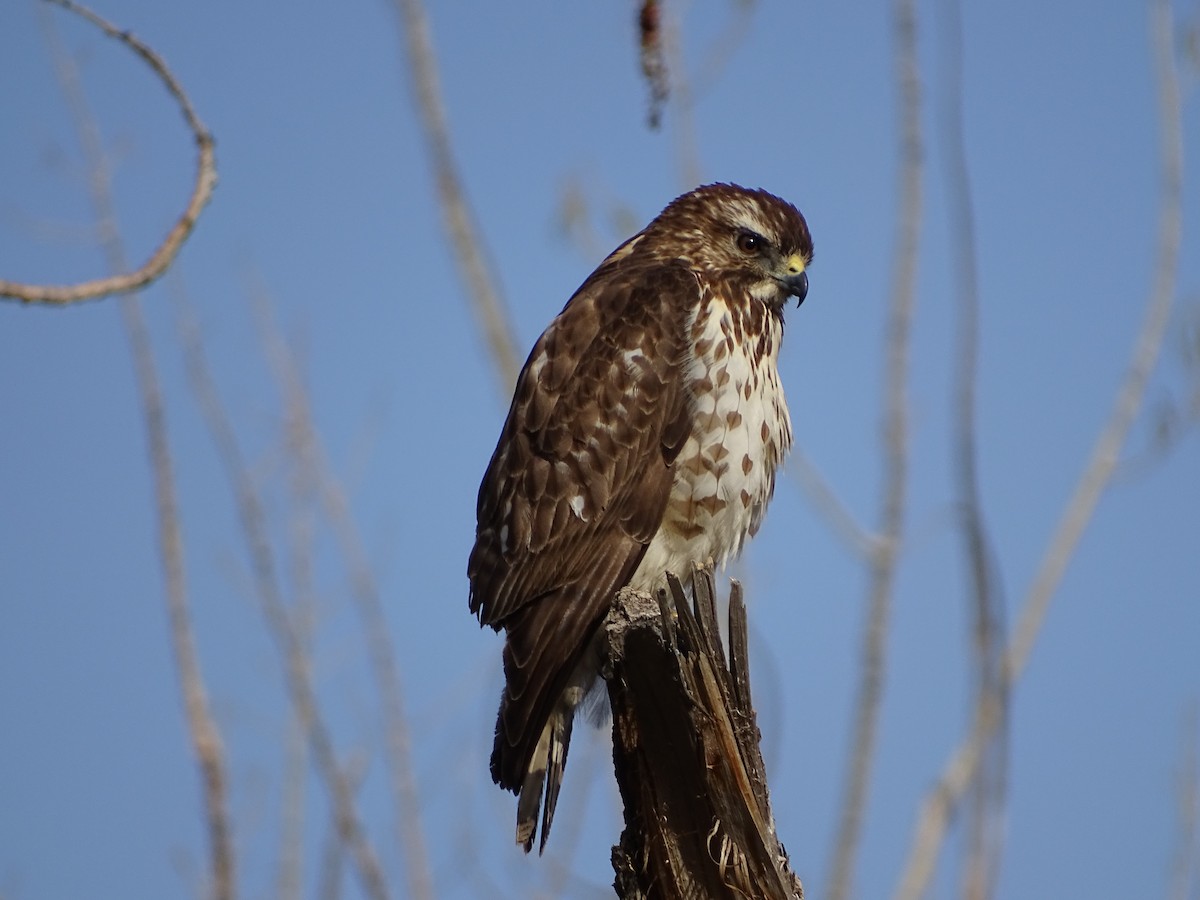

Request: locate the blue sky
(1, 0), (1198, 898)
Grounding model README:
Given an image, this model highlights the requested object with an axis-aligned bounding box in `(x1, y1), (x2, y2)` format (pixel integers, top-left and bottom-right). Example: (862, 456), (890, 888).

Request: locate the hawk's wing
(468, 260), (695, 789)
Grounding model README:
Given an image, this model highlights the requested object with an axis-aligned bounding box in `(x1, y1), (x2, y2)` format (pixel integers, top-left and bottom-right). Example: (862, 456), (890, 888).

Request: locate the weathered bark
(601, 563), (803, 899)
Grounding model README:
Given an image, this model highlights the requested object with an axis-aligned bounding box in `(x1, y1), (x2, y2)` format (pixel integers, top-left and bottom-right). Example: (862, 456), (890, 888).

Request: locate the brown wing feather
(469, 261), (694, 625)
(468, 261), (696, 790)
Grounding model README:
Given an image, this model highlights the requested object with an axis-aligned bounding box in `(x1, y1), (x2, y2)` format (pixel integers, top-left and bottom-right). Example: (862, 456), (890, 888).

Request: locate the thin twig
(789, 447), (879, 561)
(555, 177), (611, 263)
(389, 0), (521, 389)
(1170, 704), (1200, 900)
(2, 0), (216, 305)
(825, 2), (922, 899)
(179, 307), (392, 900)
(248, 282), (436, 900)
(38, 11), (235, 900)
(893, 689), (1001, 900)
(1008, 0), (1183, 681)
(939, 0), (1008, 895)
(275, 371), (319, 900)
(689, 1), (759, 100)
(661, 7), (703, 189)
(894, 1), (1184, 894)
(315, 752), (371, 900)
(277, 712), (307, 900)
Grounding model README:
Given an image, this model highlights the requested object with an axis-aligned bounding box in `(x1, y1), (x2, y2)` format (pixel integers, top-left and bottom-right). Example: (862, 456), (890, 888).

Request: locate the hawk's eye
(736, 230), (765, 255)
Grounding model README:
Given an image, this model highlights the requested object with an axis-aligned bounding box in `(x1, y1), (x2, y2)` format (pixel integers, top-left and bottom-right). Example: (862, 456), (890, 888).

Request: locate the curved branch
(0, 0), (216, 306)
(36, 9), (234, 897)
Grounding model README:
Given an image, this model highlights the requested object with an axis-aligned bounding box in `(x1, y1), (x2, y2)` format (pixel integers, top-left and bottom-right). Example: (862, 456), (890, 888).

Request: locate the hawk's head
(640, 183), (814, 309)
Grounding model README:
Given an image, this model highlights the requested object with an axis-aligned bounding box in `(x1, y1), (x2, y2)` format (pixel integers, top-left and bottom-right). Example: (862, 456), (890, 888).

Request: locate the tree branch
(1170, 704), (1200, 900)
(1, 0), (216, 305)
(1007, 0), (1183, 684)
(180, 307), (392, 900)
(938, 0), (1008, 894)
(789, 447), (879, 562)
(37, 11), (234, 899)
(894, 1), (1184, 894)
(827, 0), (923, 896)
(249, 282), (435, 900)
(389, 0), (521, 389)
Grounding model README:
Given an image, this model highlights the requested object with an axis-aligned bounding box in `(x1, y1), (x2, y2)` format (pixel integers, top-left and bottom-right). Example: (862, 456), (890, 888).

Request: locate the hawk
(468, 183), (813, 852)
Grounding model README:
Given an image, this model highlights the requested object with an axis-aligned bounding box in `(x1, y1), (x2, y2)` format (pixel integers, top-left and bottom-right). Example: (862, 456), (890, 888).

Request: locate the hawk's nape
(467, 183), (813, 853)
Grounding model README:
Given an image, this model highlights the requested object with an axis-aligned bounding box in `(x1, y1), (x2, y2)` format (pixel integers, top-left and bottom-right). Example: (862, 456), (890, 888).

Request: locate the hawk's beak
(780, 254), (808, 306)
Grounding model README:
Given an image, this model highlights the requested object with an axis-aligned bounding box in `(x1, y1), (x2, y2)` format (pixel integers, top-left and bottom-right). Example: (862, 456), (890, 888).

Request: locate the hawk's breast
(630, 282), (792, 590)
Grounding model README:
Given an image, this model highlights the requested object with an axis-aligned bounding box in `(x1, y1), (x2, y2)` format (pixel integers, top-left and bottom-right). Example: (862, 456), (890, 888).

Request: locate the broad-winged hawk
(468, 183), (813, 852)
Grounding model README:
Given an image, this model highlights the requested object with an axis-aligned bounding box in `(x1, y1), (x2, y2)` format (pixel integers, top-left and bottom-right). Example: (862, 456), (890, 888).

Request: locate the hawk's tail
(514, 701), (575, 853)
(489, 584), (610, 854)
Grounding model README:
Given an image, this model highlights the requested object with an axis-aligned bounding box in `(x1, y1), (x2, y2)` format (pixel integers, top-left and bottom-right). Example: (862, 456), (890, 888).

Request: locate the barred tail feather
(540, 705), (574, 853)
(514, 730), (545, 852)
(490, 587), (616, 854)
(514, 701), (576, 854)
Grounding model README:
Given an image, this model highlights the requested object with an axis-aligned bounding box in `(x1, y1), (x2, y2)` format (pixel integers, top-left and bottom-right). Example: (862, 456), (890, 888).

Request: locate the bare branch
(938, 0), (1008, 894)
(2, 0), (216, 305)
(894, 1), (1185, 894)
(389, 0), (521, 389)
(661, 8), (703, 190)
(277, 713), (307, 900)
(555, 178), (611, 263)
(826, 1), (922, 897)
(789, 448), (880, 561)
(893, 688), (1003, 900)
(1009, 0), (1183, 684)
(315, 752), (372, 900)
(38, 12), (235, 900)
(179, 306), (392, 900)
(249, 283), (436, 900)
(1170, 704), (1200, 900)
(689, 1), (758, 100)
(275, 396), (318, 900)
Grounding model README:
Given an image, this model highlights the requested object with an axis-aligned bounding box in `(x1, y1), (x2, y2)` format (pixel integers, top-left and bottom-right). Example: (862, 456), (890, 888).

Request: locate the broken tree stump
(601, 562), (803, 899)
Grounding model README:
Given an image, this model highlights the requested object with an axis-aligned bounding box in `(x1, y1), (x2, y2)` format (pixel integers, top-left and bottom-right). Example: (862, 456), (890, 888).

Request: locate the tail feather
(490, 590), (594, 792)
(539, 707), (574, 853)
(514, 735), (545, 851)
(513, 699), (577, 853)
(489, 567), (638, 853)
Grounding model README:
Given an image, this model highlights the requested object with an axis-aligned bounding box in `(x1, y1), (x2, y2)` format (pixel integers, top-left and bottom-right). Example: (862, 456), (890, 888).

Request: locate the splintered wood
(603, 562), (803, 899)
